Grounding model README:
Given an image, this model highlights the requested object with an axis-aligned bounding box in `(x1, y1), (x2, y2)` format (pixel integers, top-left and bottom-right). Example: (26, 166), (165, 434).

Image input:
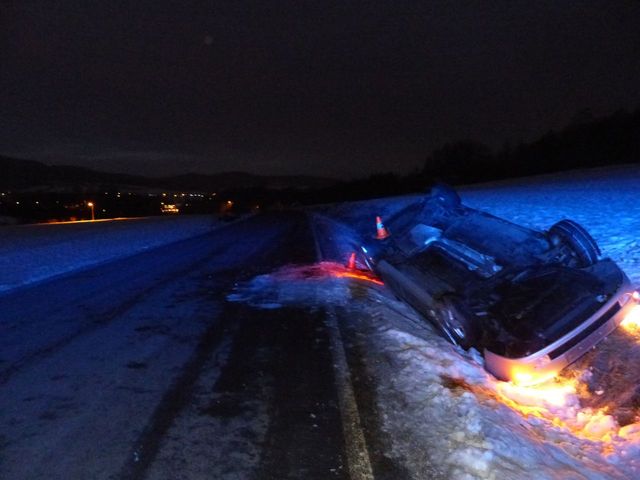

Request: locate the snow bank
(0, 215), (216, 292)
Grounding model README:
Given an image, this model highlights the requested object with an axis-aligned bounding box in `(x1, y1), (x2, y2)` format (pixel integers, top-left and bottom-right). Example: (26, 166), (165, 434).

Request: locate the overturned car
(359, 185), (638, 384)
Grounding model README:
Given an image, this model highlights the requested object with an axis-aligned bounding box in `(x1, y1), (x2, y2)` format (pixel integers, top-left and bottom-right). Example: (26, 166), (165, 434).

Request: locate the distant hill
(162, 171), (336, 191)
(0, 156), (336, 192)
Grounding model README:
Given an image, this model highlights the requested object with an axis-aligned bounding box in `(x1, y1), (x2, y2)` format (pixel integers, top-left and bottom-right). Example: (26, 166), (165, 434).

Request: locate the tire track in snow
(119, 213), (330, 479)
(116, 308), (239, 479)
(0, 239), (229, 386)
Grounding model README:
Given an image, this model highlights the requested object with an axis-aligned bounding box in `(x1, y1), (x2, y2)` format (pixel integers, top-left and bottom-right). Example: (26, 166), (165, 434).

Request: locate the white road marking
(307, 213), (374, 480)
(326, 310), (375, 480)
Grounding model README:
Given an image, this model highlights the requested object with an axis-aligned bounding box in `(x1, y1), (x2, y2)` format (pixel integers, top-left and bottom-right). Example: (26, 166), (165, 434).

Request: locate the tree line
(305, 106), (640, 203)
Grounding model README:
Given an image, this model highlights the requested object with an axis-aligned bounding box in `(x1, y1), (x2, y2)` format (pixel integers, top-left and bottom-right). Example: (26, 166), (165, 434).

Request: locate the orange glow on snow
(443, 374), (619, 443)
(333, 270), (384, 285)
(274, 262), (384, 286)
(621, 304), (640, 332)
(321, 262), (384, 285)
(40, 217), (143, 225)
(494, 377), (618, 443)
(497, 378), (575, 409)
(510, 369), (557, 388)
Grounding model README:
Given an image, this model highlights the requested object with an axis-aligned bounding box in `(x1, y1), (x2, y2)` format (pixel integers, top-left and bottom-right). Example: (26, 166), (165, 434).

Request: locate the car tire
(548, 219), (601, 268)
(436, 295), (478, 349)
(430, 183), (461, 207)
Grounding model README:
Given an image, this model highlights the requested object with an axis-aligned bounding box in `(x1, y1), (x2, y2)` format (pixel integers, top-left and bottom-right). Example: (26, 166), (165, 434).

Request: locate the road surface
(0, 212), (394, 479)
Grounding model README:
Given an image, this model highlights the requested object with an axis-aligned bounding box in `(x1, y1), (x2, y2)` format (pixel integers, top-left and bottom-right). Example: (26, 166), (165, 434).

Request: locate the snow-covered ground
(0, 215), (217, 292)
(460, 165), (640, 287)
(232, 165), (640, 479)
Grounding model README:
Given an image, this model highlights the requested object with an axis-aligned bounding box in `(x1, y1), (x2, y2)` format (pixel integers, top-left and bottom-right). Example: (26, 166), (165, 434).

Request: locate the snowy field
(0, 215), (217, 292)
(233, 165), (640, 479)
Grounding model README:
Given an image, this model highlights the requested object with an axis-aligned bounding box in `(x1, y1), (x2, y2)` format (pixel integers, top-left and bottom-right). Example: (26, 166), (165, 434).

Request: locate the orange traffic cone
(347, 252), (357, 270)
(375, 216), (390, 240)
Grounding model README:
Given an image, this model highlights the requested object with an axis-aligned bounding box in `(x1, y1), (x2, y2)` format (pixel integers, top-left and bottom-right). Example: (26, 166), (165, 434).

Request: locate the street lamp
(87, 202), (95, 221)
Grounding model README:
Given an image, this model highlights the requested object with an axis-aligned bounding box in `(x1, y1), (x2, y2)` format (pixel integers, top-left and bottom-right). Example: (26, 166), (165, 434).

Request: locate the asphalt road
(0, 212), (354, 480)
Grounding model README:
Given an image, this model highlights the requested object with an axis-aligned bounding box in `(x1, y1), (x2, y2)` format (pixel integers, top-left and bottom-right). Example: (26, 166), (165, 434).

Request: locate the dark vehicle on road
(360, 185), (638, 384)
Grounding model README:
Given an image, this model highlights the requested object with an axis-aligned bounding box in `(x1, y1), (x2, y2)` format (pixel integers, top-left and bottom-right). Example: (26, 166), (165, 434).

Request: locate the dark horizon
(2, 1), (640, 178)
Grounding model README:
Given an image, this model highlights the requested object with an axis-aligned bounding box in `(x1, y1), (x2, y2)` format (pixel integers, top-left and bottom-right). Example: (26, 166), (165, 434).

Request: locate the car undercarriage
(362, 185), (637, 383)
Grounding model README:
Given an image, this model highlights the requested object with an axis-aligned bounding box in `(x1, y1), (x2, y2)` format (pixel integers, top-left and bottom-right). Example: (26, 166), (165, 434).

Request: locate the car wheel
(548, 219), (601, 268)
(430, 183), (461, 207)
(436, 296), (478, 349)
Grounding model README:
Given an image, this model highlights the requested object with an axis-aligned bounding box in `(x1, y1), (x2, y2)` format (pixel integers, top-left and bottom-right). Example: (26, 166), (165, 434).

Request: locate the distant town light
(161, 204), (180, 214)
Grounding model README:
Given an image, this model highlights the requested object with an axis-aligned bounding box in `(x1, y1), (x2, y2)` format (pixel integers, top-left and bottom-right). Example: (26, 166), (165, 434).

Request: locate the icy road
(3, 166), (640, 480)
(0, 213), (369, 479)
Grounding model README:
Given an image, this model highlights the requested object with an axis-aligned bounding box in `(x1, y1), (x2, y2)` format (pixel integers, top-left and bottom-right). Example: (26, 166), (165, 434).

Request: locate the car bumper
(484, 277), (637, 384)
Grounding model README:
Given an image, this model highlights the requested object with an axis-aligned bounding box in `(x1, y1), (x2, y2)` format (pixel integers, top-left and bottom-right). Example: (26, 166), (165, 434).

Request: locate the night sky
(2, 1), (640, 178)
